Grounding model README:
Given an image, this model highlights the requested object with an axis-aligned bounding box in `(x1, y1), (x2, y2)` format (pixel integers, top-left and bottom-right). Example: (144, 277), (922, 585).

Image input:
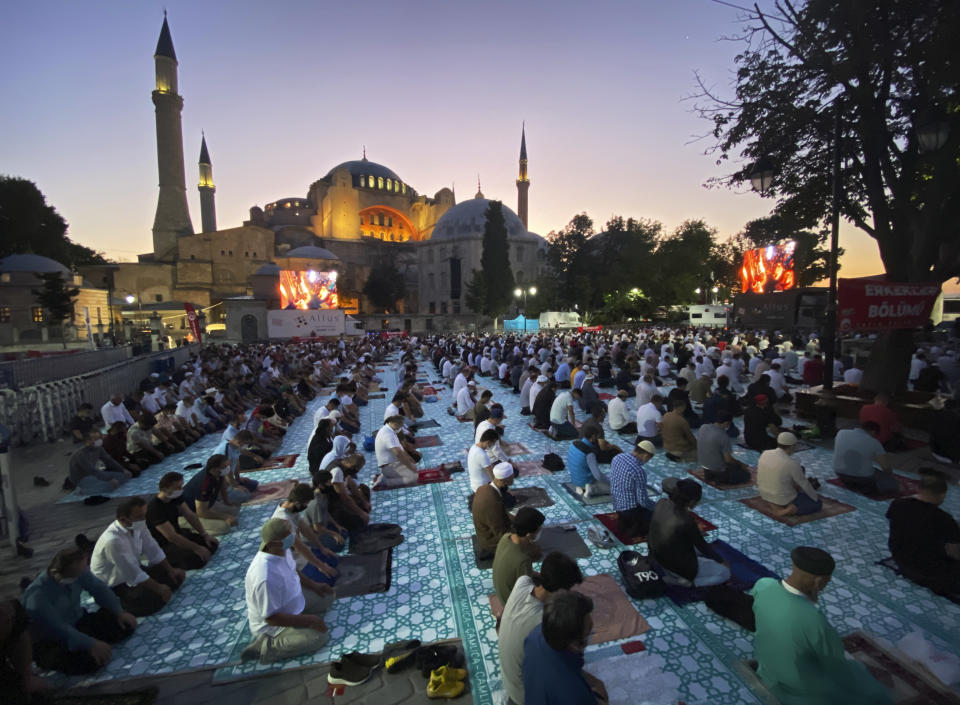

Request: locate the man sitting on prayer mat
(832, 422), (897, 495)
(751, 546), (892, 705)
(661, 399), (697, 462)
(469, 429), (501, 493)
(610, 440), (657, 537)
(146, 471), (219, 570)
(472, 463), (516, 560)
(697, 411), (751, 485)
(523, 590), (608, 705)
(549, 387), (581, 440)
(499, 552), (583, 705)
(243, 518), (335, 664)
(567, 425), (611, 498)
(757, 432), (822, 517)
(493, 507), (546, 605)
(373, 415), (420, 489)
(887, 468), (960, 596)
(271, 483), (339, 584)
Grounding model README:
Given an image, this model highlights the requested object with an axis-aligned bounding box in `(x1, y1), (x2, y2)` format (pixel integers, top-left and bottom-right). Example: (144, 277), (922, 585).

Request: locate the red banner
(184, 303), (203, 343)
(837, 278), (940, 332)
(577, 325), (604, 333)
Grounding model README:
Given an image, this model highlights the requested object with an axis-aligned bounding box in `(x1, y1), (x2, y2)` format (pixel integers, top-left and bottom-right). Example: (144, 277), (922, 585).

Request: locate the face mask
(132, 520), (147, 532)
(531, 529), (543, 543)
(281, 534), (296, 550)
(168, 489), (183, 499)
(60, 576), (77, 586)
(94, 440), (103, 447)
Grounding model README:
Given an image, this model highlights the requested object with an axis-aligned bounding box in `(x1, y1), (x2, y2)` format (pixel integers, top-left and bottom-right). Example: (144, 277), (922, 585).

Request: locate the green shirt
(492, 534), (535, 606)
(750, 578), (891, 705)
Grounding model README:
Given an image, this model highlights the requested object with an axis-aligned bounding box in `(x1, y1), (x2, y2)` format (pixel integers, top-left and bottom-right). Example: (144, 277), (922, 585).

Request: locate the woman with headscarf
(319, 435), (351, 473)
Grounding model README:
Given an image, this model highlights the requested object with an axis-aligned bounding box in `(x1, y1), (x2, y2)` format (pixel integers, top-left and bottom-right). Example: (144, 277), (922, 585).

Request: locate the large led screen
(279, 270), (339, 310)
(740, 241), (796, 294)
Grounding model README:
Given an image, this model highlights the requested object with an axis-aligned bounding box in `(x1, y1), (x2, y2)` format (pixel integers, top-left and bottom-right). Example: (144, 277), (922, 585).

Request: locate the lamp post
(513, 286), (537, 332)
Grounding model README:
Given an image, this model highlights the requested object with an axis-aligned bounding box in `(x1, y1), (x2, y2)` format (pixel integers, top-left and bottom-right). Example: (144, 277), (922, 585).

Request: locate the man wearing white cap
(456, 380), (479, 421)
(528, 374), (546, 413)
(609, 440), (657, 538)
(757, 432), (822, 517)
(472, 462), (515, 559)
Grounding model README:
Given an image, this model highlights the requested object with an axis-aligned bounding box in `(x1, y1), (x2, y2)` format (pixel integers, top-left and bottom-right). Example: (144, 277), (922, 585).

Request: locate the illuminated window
(360, 176), (365, 187)
(377, 176), (384, 189)
(380, 232), (385, 239)
(0, 306), (9, 322)
(401, 183), (406, 194)
(285, 202), (291, 208)
(32, 307), (44, 323)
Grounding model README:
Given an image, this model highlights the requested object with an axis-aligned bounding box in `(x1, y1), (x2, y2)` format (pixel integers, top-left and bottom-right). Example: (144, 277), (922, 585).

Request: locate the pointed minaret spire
(475, 174), (484, 199)
(362, 145), (367, 160)
(151, 14), (193, 260)
(198, 133), (216, 233)
(516, 122), (530, 229)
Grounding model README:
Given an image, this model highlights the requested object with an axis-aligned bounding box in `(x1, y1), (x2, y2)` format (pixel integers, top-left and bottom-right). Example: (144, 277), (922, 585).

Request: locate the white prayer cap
(205, 387), (217, 394)
(493, 462), (514, 480)
(150, 373), (160, 378)
(468, 380), (477, 387)
(537, 375), (547, 383)
(777, 432), (798, 446)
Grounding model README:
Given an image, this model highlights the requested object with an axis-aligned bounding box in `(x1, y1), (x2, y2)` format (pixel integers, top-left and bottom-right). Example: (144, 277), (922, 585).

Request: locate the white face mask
(60, 576), (77, 586)
(168, 489), (183, 499)
(93, 439), (103, 447)
(131, 520), (147, 532)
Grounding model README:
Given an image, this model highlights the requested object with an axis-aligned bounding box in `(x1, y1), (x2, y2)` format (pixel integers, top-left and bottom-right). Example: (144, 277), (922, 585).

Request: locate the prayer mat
(663, 540), (778, 607)
(303, 549), (392, 597)
(536, 524), (592, 559)
(248, 454), (299, 471)
(842, 631), (960, 704)
(593, 511), (716, 546)
(371, 466), (451, 491)
(877, 557), (960, 605)
(244, 479), (298, 505)
(349, 523), (403, 554)
(422, 386), (438, 395)
(527, 423), (550, 434)
(513, 460), (552, 478)
(487, 574), (650, 646)
(412, 434), (443, 448)
(598, 393), (616, 401)
(368, 383), (381, 392)
(501, 442), (532, 456)
(509, 486), (555, 509)
(410, 419), (440, 430)
(739, 495), (856, 526)
(471, 535), (494, 570)
(55, 688), (159, 705)
(368, 393), (386, 399)
(562, 482), (612, 506)
(738, 440), (815, 453)
(826, 474), (920, 501)
(584, 652), (684, 705)
(688, 466), (758, 490)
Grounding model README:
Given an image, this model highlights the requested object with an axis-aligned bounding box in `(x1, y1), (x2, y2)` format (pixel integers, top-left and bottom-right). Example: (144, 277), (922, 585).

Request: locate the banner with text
(838, 278), (940, 331)
(184, 303), (203, 343)
(267, 309), (346, 338)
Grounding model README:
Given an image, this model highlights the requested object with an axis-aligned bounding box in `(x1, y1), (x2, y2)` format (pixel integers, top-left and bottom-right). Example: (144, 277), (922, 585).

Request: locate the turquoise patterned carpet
(57, 355), (960, 703)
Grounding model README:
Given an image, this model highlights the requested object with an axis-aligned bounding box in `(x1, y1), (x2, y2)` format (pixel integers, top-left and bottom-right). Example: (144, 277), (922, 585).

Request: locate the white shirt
(90, 520), (166, 588)
(635, 380), (658, 406)
(475, 420), (505, 462)
(140, 394), (160, 414)
(549, 391), (573, 425)
(757, 448), (818, 506)
(767, 369), (788, 397)
(456, 386), (475, 415)
(608, 396), (632, 431)
(519, 377), (534, 407)
(245, 549), (305, 638)
(453, 372), (469, 398)
(528, 382), (543, 410)
(175, 400), (199, 426)
(636, 402), (662, 437)
(384, 402), (402, 422)
(498, 575), (543, 705)
(467, 444), (494, 492)
(100, 401), (135, 428)
(657, 360), (672, 377)
(374, 424), (402, 467)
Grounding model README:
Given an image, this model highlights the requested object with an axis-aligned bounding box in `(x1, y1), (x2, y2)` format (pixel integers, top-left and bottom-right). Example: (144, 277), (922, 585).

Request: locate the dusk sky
(1, 0), (902, 285)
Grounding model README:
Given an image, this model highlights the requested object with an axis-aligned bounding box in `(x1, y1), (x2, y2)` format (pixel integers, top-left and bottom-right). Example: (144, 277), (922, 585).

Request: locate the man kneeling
(243, 518), (335, 663)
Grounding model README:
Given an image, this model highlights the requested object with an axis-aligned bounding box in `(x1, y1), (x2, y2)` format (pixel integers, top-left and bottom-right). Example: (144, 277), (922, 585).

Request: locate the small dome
(0, 253), (71, 276)
(325, 159), (401, 183)
(282, 246), (340, 261)
(429, 197), (530, 242)
(254, 263), (280, 276)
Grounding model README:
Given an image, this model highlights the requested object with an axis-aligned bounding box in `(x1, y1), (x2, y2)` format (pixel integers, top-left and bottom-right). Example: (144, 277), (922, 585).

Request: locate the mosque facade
(92, 18), (546, 338)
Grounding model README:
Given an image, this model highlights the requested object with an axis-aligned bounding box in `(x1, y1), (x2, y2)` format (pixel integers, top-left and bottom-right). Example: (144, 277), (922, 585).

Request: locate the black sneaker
(342, 651), (381, 669)
(83, 495), (110, 506)
(384, 645), (419, 673)
(328, 659), (373, 686)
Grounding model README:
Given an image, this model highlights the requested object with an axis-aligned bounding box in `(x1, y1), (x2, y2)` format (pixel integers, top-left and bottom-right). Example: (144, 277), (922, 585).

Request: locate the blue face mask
(281, 534), (296, 551)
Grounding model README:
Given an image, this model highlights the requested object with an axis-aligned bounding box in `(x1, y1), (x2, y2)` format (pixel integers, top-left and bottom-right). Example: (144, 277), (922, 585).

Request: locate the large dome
(430, 197), (532, 242)
(325, 159), (401, 183)
(0, 253), (71, 276)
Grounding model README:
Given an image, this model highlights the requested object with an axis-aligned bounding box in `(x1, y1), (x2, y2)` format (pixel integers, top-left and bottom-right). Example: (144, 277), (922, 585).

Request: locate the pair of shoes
(416, 644), (460, 677)
(384, 642), (421, 673)
(574, 486), (586, 497)
(587, 527), (615, 549)
(427, 665), (468, 699)
(328, 652), (379, 686)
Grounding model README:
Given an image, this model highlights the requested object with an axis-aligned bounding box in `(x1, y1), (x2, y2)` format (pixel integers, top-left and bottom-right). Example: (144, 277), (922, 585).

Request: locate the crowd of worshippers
(6, 338), (397, 693)
(6, 326), (960, 704)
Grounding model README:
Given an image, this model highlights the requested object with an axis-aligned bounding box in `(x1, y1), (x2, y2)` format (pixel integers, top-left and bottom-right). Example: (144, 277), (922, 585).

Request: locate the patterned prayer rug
(561, 481), (612, 506)
(254, 453), (300, 470)
(512, 460), (553, 477)
(501, 442), (532, 456)
(826, 474), (920, 501)
(593, 511), (717, 546)
(739, 495), (856, 526)
(509, 486), (555, 509)
(413, 434), (443, 448)
(662, 539), (779, 607)
(536, 524), (592, 559)
(688, 466), (758, 490)
(244, 479), (297, 505)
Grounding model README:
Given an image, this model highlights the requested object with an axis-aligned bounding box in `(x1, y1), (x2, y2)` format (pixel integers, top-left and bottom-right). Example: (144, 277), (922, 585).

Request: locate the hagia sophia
(78, 17), (548, 341)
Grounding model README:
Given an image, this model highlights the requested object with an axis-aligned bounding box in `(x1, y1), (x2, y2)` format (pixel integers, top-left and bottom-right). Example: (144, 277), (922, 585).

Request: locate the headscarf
(320, 434), (352, 471)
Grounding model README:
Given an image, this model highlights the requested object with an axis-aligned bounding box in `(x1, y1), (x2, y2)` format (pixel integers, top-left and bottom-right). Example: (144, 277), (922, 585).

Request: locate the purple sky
(1, 0), (897, 285)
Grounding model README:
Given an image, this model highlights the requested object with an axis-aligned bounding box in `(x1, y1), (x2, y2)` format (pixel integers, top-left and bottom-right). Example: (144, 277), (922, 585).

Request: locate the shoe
(16, 540), (33, 558)
(385, 647), (418, 673)
(574, 486), (586, 497)
(584, 483), (594, 498)
(75, 534), (96, 553)
(342, 651), (381, 669)
(587, 527), (615, 549)
(240, 638), (263, 662)
(327, 659), (373, 686)
(416, 645), (460, 677)
(426, 670), (466, 699)
(433, 665), (467, 681)
(83, 495), (110, 506)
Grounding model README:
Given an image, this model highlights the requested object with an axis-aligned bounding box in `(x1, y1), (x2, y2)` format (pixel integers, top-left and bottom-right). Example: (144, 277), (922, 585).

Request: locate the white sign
(267, 309), (345, 338)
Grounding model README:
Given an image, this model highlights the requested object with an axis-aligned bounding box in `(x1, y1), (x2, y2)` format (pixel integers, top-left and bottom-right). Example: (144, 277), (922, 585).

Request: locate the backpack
(618, 550), (665, 599)
(363, 435), (376, 452)
(543, 453), (565, 472)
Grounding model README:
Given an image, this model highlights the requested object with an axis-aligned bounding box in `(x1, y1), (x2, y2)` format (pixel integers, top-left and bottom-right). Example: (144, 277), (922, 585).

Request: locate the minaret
(151, 14), (194, 261)
(516, 123), (530, 229)
(198, 133), (217, 233)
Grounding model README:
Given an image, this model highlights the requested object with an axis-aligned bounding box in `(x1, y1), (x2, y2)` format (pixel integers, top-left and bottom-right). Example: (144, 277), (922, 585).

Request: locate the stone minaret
(151, 15), (194, 261)
(198, 133), (217, 233)
(516, 123), (530, 229)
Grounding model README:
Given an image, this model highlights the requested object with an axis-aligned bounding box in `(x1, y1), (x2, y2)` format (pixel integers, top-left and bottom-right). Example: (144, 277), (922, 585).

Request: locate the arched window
(401, 183), (406, 194)
(377, 176), (384, 189)
(360, 176), (366, 187)
(386, 179), (392, 192)
(388, 217), (393, 227)
(378, 214), (384, 226)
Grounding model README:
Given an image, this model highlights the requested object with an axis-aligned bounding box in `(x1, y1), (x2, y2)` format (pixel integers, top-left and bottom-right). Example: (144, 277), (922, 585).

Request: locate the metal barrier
(0, 345), (200, 446)
(0, 347), (135, 388)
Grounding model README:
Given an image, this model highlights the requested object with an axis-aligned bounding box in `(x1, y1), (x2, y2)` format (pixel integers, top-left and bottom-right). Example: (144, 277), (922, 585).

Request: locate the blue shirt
(22, 570), (122, 651)
(555, 362), (571, 384)
(832, 428), (885, 478)
(567, 439), (596, 488)
(609, 451), (651, 513)
(522, 624), (596, 705)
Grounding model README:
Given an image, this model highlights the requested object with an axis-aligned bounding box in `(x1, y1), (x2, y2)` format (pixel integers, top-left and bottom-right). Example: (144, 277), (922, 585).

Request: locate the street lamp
(125, 295), (135, 305)
(513, 286), (537, 332)
(748, 155), (776, 196)
(915, 111), (950, 154)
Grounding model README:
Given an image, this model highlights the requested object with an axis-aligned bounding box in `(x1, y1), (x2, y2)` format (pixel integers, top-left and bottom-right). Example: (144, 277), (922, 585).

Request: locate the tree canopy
(32, 272), (79, 328)
(361, 244), (406, 313)
(478, 201), (515, 316)
(0, 176), (106, 267)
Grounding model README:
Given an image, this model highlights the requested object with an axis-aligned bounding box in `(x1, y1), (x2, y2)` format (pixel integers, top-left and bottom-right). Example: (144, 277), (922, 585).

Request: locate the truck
(732, 288), (829, 332)
(538, 311), (582, 329)
(686, 304), (730, 327)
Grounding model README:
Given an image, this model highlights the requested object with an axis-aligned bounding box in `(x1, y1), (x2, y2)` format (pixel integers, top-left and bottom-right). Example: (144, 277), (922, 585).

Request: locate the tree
(361, 260), (405, 313)
(546, 213), (594, 309)
(32, 272), (79, 345)
(698, 0), (960, 391)
(0, 176), (106, 267)
(647, 219), (720, 309)
(479, 201), (515, 316)
(464, 269), (487, 314)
